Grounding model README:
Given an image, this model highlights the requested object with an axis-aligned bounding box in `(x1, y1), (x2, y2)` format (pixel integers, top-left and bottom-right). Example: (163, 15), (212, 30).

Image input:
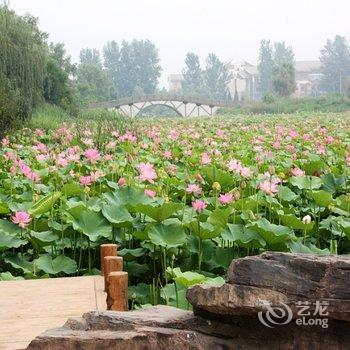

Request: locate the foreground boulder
(28, 253), (350, 349)
(188, 252), (350, 321)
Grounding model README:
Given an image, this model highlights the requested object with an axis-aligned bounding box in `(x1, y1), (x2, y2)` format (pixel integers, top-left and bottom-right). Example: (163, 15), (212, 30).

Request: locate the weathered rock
(226, 252), (350, 321)
(27, 253), (350, 349)
(187, 283), (289, 316)
(27, 305), (350, 350)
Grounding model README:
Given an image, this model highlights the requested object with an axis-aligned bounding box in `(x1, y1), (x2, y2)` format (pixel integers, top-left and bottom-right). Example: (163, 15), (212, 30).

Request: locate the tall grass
(26, 104), (136, 134)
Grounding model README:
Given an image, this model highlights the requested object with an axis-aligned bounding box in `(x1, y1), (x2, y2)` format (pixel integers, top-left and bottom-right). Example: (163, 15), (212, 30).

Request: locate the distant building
(167, 60), (323, 100)
(226, 61), (259, 101)
(168, 74), (183, 92)
(293, 60), (323, 97)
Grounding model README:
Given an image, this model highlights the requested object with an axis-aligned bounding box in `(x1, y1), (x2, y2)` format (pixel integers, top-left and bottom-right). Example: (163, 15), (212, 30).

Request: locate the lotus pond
(0, 113), (349, 308)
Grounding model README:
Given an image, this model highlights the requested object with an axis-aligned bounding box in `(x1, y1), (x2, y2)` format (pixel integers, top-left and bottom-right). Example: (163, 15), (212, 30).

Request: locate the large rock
(27, 304), (350, 350)
(28, 253), (350, 349)
(188, 252), (350, 322)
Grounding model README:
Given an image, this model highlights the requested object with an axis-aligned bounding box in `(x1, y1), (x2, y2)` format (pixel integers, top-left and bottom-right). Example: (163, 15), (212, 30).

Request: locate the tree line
(258, 35), (350, 97)
(1, 3), (350, 133)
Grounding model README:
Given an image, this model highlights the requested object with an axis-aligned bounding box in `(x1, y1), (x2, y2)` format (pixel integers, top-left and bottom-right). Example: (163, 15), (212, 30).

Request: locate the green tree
(132, 39), (161, 95)
(103, 41), (120, 98)
(76, 48), (112, 103)
(43, 43), (76, 111)
(271, 42), (296, 96)
(272, 62), (296, 97)
(258, 40), (274, 94)
(116, 40), (161, 97)
(273, 42), (294, 66)
(320, 35), (350, 93)
(204, 53), (231, 99)
(181, 52), (204, 96)
(79, 48), (102, 67)
(0, 74), (22, 137)
(0, 6), (47, 120)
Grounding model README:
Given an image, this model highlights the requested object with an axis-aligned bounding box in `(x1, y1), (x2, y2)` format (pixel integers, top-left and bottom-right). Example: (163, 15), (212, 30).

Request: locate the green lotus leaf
(118, 248), (146, 261)
(0, 219), (21, 235)
(321, 173), (345, 193)
(35, 254), (77, 274)
(29, 192), (61, 216)
(207, 207), (233, 228)
(0, 271), (24, 281)
(5, 254), (34, 274)
(308, 190), (333, 207)
(279, 214), (314, 231)
(278, 186), (299, 202)
(248, 218), (293, 245)
(135, 202), (183, 222)
(186, 221), (221, 239)
(287, 240), (330, 255)
(29, 230), (59, 243)
(72, 209), (112, 241)
(104, 186), (154, 207)
(222, 223), (265, 248)
(148, 223), (186, 247)
(0, 232), (27, 249)
(61, 182), (84, 197)
(289, 176), (322, 190)
(102, 203), (133, 226)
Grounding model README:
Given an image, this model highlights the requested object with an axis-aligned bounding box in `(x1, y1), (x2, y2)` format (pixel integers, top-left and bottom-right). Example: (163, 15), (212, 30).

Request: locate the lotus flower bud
(212, 182), (221, 191)
(268, 165), (276, 175)
(302, 215), (311, 224)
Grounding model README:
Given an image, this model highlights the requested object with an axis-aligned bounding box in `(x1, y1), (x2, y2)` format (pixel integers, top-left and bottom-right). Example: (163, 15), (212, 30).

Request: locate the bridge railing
(86, 94), (237, 109)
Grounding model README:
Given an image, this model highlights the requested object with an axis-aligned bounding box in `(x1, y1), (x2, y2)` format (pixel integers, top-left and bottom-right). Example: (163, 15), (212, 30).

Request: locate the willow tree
(0, 6), (47, 122)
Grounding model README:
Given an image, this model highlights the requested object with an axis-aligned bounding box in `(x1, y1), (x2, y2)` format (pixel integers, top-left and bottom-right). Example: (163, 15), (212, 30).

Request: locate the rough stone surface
(27, 305), (350, 350)
(226, 252), (350, 321)
(187, 283), (289, 316)
(27, 253), (350, 349)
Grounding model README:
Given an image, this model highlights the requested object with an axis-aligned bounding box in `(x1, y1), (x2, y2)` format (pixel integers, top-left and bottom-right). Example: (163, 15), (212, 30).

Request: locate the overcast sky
(9, 0), (350, 87)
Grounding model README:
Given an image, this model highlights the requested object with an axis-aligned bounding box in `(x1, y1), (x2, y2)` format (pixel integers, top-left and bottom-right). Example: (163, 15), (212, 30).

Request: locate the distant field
(0, 113), (349, 308)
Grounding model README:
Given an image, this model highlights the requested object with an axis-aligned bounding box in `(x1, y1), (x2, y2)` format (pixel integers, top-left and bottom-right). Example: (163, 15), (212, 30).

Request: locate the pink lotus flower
(137, 162), (157, 183)
(118, 177), (126, 187)
(200, 153), (211, 165)
(291, 167), (305, 177)
(186, 184), (202, 195)
(168, 129), (180, 140)
(162, 150), (172, 159)
(11, 211), (31, 228)
(192, 200), (207, 213)
(91, 170), (104, 182)
(80, 176), (92, 186)
(1, 138), (10, 147)
(195, 173), (203, 181)
(258, 177), (281, 196)
(144, 189), (156, 198)
(219, 193), (234, 205)
(84, 149), (100, 162)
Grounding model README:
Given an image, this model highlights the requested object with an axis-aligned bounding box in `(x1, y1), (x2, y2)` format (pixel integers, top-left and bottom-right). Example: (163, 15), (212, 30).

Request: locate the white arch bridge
(87, 94), (236, 117)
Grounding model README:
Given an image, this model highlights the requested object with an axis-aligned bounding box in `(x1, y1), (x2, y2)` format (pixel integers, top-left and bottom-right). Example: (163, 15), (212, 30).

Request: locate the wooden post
(103, 256), (123, 292)
(107, 271), (128, 311)
(100, 244), (117, 275)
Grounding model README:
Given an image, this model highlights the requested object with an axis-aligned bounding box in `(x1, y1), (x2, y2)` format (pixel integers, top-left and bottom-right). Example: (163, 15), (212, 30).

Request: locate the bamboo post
(100, 244), (117, 275)
(107, 271), (128, 311)
(103, 256), (123, 292)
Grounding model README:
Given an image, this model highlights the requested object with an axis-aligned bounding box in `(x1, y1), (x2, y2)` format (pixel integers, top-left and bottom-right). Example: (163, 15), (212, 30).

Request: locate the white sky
(9, 0), (350, 87)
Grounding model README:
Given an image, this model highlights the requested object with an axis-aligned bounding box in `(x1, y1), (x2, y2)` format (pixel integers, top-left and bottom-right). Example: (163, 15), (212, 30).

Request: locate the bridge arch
(87, 94), (236, 117)
(133, 102), (183, 117)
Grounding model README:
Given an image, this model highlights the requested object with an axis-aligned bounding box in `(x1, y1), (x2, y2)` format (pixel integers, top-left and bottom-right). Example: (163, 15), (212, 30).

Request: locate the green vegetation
(219, 94), (350, 115)
(0, 113), (349, 308)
